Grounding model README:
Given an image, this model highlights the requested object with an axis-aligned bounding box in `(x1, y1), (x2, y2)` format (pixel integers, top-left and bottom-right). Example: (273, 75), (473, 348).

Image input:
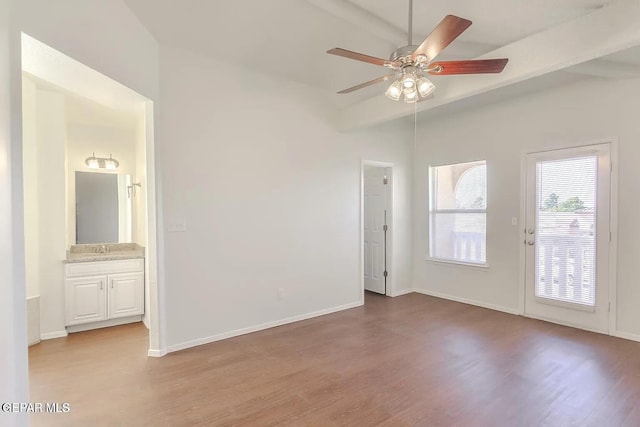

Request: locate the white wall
(21, 77), (38, 298)
(66, 124), (137, 175)
(134, 116), (151, 327)
(413, 77), (640, 336)
(159, 46), (413, 349)
(1, 0), (29, 423)
(35, 90), (67, 338)
(134, 118), (147, 246)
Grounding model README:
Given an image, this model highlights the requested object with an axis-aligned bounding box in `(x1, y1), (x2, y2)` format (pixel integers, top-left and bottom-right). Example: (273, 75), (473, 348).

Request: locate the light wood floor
(29, 293), (640, 426)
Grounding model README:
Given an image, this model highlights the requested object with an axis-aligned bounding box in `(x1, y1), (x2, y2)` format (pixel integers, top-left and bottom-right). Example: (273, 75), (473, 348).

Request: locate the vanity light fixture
(85, 153), (120, 170)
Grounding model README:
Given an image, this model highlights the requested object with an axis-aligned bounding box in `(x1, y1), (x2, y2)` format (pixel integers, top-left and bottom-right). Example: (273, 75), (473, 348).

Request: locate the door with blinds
(524, 143), (611, 333)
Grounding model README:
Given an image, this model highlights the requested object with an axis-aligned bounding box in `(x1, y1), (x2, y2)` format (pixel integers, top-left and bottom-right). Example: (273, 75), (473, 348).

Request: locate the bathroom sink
(66, 243), (145, 263)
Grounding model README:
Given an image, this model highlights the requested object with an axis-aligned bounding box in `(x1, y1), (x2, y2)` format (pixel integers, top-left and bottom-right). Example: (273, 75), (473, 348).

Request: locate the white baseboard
(414, 289), (640, 342)
(27, 296), (41, 346)
(147, 348), (167, 357)
(40, 330), (68, 340)
(611, 330), (640, 343)
(523, 312), (607, 335)
(413, 288), (520, 315)
(166, 301), (363, 354)
(66, 315), (142, 333)
(142, 314), (150, 330)
(390, 288), (416, 297)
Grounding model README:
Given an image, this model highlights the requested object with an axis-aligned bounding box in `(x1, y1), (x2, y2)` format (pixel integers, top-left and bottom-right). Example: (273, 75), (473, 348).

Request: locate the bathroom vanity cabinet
(65, 258), (144, 327)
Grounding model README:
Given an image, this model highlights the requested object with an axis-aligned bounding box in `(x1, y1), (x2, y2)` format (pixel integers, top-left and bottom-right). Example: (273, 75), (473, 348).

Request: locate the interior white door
(364, 166), (389, 295)
(524, 143), (611, 333)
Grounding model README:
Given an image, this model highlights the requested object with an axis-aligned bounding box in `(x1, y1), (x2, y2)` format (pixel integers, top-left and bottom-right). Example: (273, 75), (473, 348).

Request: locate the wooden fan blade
(327, 48), (392, 68)
(337, 74), (395, 94)
(428, 58), (509, 75)
(413, 15), (472, 62)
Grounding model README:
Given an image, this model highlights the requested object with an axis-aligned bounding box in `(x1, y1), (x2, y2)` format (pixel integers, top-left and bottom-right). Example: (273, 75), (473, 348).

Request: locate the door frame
(360, 160), (394, 300)
(518, 139), (619, 334)
(18, 34), (164, 357)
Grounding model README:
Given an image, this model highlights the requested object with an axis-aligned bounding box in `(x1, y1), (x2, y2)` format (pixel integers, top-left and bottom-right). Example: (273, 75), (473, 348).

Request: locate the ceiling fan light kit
(327, 0), (509, 103)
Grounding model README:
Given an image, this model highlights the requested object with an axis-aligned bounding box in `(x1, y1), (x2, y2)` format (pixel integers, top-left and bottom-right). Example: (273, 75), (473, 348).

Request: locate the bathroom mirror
(75, 171), (132, 244)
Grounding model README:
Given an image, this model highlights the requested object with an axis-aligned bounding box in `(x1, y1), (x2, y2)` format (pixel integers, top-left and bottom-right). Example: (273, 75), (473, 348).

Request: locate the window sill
(424, 257), (490, 271)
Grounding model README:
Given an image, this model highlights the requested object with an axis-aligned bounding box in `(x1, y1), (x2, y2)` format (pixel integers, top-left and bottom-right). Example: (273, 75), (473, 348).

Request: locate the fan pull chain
(408, 0), (413, 46)
(413, 101), (417, 158)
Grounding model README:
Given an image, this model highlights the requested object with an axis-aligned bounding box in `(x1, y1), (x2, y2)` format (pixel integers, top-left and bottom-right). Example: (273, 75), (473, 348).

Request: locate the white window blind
(535, 156), (597, 306)
(429, 161), (487, 265)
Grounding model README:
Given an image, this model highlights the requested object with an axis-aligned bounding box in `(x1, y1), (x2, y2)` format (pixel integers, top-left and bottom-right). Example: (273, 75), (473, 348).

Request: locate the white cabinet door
(66, 275), (107, 325)
(108, 272), (144, 319)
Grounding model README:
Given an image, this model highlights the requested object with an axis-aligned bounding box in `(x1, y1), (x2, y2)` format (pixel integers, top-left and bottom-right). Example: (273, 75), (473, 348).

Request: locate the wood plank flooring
(29, 292), (640, 426)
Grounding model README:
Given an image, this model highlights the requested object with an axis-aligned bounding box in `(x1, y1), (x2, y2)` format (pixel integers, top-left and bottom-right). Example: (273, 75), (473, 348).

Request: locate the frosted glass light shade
(385, 81), (402, 101)
(105, 159), (118, 170)
(85, 157), (100, 169)
(402, 73), (416, 89)
(404, 87), (418, 103)
(86, 154), (99, 169)
(417, 77), (436, 98)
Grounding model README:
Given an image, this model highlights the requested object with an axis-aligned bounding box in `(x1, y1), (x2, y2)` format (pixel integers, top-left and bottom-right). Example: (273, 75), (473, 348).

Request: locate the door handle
(527, 240), (535, 246)
(527, 229), (535, 235)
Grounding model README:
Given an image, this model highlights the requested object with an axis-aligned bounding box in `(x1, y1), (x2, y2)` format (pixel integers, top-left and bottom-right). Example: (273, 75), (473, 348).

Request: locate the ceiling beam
(338, 0), (640, 130)
(564, 58), (640, 79)
(306, 0), (498, 58)
(306, 0), (407, 46)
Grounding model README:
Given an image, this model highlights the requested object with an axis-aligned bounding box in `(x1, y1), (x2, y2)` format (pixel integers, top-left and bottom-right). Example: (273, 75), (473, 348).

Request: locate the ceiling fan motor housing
(390, 45), (419, 65)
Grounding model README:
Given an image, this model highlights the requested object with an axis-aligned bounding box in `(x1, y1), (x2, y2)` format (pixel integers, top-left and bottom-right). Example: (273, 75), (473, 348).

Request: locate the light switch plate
(511, 217), (518, 226)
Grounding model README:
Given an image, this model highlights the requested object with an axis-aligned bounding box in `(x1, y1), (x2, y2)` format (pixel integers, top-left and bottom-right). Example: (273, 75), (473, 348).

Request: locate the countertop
(65, 243), (145, 263)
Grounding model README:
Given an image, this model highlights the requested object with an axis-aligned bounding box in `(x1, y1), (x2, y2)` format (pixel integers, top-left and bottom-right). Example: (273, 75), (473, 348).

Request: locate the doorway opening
(362, 161), (393, 299)
(523, 142), (615, 334)
(20, 33), (161, 357)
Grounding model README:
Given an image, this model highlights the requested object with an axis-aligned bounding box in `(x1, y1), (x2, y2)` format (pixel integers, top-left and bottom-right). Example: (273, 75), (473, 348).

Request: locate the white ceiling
(123, 0), (638, 114)
(64, 93), (139, 130)
(349, 0), (611, 46)
(22, 33), (145, 130)
(24, 73), (140, 131)
(124, 1), (609, 87)
(124, 0), (396, 106)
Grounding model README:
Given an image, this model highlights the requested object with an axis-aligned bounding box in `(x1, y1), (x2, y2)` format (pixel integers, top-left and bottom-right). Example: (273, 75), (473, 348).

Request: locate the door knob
(527, 240), (535, 246)
(527, 229), (535, 235)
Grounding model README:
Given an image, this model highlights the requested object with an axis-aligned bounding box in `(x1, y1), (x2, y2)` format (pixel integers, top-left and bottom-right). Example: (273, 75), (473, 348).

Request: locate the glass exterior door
(525, 144), (611, 333)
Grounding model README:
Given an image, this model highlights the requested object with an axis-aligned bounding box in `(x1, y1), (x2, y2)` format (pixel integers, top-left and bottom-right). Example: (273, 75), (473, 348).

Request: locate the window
(429, 160), (487, 265)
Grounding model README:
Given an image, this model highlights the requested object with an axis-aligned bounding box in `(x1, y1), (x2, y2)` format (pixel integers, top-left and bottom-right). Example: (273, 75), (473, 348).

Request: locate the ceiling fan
(327, 0), (509, 103)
